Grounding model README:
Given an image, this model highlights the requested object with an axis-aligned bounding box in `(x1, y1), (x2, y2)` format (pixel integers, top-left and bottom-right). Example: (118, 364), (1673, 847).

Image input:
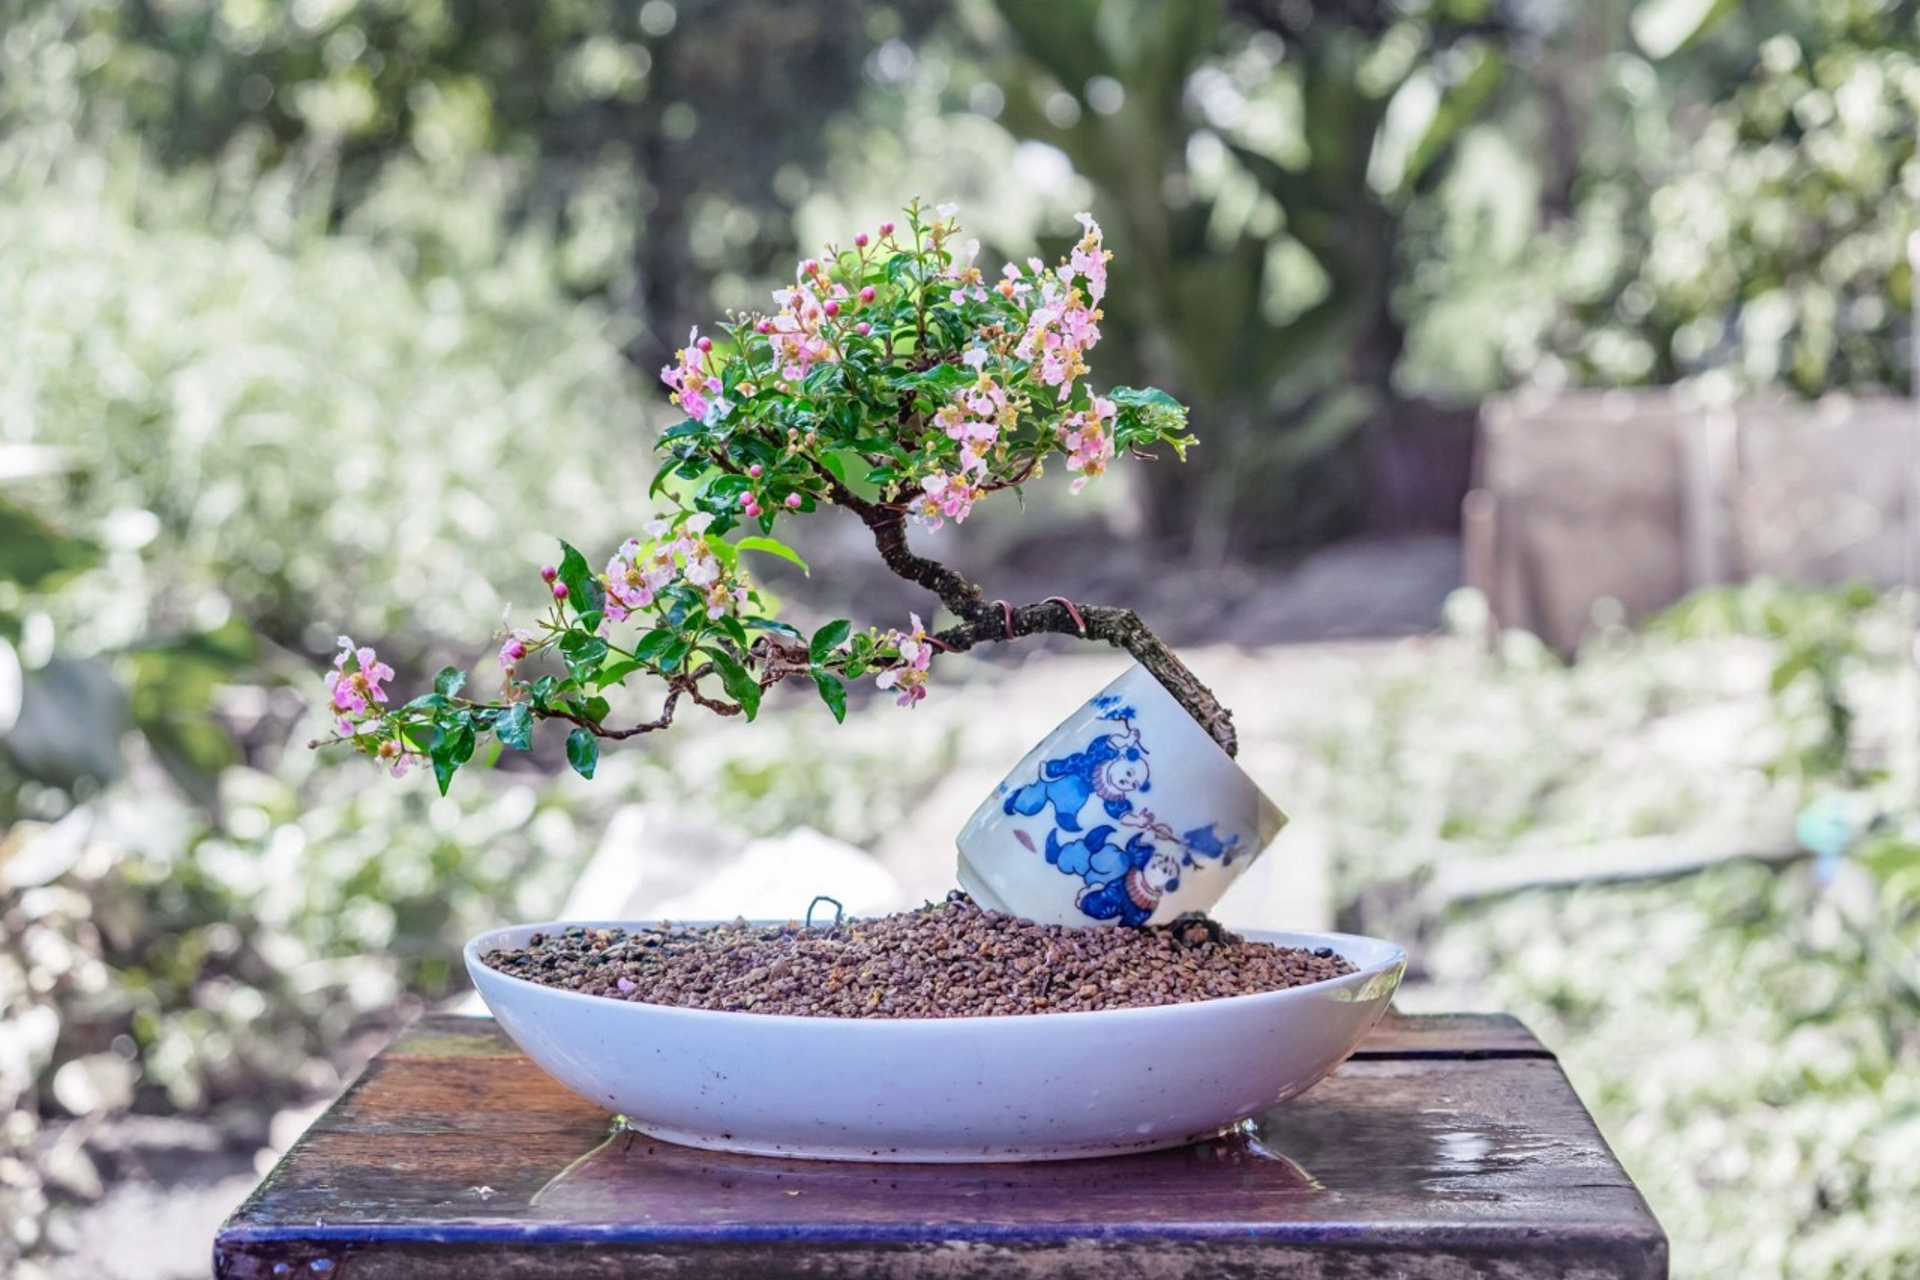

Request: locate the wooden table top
(214, 1011), (1667, 1278)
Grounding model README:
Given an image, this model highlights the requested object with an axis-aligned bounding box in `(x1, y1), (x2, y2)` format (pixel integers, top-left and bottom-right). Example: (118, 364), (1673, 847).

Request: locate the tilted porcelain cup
(955, 663), (1286, 927)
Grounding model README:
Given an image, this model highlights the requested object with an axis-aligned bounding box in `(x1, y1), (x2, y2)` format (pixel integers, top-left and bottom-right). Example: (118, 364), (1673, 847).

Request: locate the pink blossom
(602, 539), (659, 622)
(376, 737), (417, 779)
(876, 613), (933, 707)
(1059, 396), (1117, 493)
(909, 471), (979, 530)
(1069, 213), (1109, 303)
(498, 629), (533, 671)
(327, 636), (394, 719)
(660, 328), (724, 423)
(705, 581), (749, 620)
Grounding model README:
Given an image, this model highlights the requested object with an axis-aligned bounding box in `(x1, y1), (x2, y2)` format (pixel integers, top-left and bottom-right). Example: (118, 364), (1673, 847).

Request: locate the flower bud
(748, 464), (763, 478)
(696, 336), (712, 352)
(854, 232), (869, 248)
(755, 318), (773, 334)
(785, 493), (803, 508)
(879, 221), (895, 236)
(504, 641), (526, 661)
(859, 286), (876, 304)
(856, 322), (872, 336)
(552, 582), (569, 601)
(539, 565), (558, 583)
(823, 300), (840, 318)
(739, 491), (756, 507)
(744, 501), (761, 519)
(802, 258), (819, 276)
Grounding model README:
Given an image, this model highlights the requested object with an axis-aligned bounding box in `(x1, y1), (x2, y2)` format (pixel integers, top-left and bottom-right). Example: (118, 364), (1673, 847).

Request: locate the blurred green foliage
(1401, 0), (1920, 400)
(5, 0), (1920, 1273)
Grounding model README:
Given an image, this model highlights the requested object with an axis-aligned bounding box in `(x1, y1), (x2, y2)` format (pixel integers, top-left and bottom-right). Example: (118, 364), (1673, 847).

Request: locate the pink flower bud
(879, 221), (894, 236)
(696, 336), (712, 353)
(785, 493), (802, 508)
(802, 258), (819, 276)
(856, 322), (872, 336)
(739, 491), (756, 507)
(504, 640), (526, 661)
(854, 232), (869, 248)
(539, 565), (558, 583)
(823, 300), (840, 318)
(552, 582), (569, 601)
(748, 464), (763, 478)
(744, 502), (761, 519)
(755, 318), (773, 334)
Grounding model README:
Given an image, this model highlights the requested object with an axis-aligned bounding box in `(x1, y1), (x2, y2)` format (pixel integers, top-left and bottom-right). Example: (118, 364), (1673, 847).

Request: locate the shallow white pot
(955, 663), (1287, 927)
(465, 921), (1404, 1163)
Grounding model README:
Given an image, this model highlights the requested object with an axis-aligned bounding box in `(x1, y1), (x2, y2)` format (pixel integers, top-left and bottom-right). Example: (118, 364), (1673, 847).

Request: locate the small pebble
(482, 896), (1357, 1019)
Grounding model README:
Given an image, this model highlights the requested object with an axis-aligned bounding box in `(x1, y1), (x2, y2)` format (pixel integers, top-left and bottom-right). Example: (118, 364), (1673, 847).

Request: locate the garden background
(3, 0), (1918, 1275)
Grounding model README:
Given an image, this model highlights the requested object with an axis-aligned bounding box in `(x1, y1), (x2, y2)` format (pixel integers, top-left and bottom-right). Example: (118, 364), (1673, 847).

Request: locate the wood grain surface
(215, 1012), (1666, 1279)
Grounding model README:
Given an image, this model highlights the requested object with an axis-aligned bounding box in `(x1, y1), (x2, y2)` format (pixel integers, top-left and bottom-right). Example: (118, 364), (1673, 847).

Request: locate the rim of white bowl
(463, 919), (1406, 1030)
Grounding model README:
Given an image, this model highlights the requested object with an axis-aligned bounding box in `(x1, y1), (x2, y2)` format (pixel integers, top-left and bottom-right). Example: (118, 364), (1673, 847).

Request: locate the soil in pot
(480, 893), (1356, 1018)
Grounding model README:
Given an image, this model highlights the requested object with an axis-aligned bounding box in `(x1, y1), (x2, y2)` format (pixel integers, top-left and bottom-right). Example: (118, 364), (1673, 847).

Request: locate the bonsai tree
(319, 201), (1237, 790)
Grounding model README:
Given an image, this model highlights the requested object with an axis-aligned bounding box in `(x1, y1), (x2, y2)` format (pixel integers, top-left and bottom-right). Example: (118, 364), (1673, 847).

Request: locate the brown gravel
(480, 893), (1357, 1018)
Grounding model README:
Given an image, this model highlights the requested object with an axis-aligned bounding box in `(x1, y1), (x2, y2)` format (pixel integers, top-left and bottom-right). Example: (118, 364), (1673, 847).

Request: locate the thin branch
(830, 495), (1238, 757)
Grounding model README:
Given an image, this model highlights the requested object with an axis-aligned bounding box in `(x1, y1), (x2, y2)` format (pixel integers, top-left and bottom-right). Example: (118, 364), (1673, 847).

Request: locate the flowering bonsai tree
(319, 201), (1237, 791)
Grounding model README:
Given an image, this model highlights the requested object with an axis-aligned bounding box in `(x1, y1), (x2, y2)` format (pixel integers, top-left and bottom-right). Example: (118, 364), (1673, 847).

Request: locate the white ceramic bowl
(464, 921), (1405, 1163)
(955, 663), (1288, 927)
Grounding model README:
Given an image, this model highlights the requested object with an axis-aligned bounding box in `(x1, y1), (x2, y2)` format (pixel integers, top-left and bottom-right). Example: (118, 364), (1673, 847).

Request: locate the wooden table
(214, 1012), (1667, 1278)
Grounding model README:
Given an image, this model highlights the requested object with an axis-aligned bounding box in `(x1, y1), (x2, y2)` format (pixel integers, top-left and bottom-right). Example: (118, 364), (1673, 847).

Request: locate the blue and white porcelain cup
(955, 663), (1287, 928)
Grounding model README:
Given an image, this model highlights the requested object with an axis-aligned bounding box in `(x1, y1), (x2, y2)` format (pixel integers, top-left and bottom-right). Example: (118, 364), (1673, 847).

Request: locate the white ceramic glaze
(464, 921), (1404, 1163)
(955, 663), (1287, 927)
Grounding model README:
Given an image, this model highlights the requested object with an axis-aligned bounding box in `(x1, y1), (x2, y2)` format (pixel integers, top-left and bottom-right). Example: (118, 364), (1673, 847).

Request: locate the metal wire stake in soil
(805, 895), (845, 929)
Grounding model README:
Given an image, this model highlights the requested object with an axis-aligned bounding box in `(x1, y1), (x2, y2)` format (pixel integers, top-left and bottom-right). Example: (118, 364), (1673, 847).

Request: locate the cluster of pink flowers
(875, 613), (933, 706)
(910, 470), (979, 530)
(661, 329), (726, 424)
(598, 511), (749, 627)
(1015, 216), (1107, 401)
(1058, 395), (1118, 493)
(1068, 212), (1109, 304)
(328, 637), (416, 776)
(944, 238), (989, 304)
(759, 261), (848, 383)
(327, 636), (393, 731)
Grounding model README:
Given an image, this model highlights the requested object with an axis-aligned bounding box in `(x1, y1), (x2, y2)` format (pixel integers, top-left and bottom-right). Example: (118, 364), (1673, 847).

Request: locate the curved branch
(825, 484), (1236, 756)
(930, 602), (1237, 757)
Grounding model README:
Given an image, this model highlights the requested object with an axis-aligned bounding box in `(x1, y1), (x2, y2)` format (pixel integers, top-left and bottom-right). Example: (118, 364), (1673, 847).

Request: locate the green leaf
(429, 722), (475, 795)
(633, 628), (678, 662)
(565, 728), (599, 780)
(595, 658), (646, 688)
(577, 695), (610, 723)
(704, 647), (761, 720)
(736, 535), (810, 574)
(813, 672), (847, 723)
(496, 702), (534, 752)
(715, 614), (751, 651)
(744, 617), (803, 638)
(809, 619), (853, 666)
(557, 541), (606, 618)
(433, 666), (467, 698)
(559, 631), (610, 683)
